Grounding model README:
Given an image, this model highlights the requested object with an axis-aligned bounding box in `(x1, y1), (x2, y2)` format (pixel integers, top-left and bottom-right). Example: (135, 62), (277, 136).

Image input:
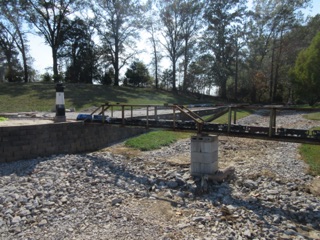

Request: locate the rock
(166, 181), (178, 188)
(273, 214), (281, 224)
(309, 177), (320, 196)
(243, 229), (252, 238)
(176, 191), (186, 198)
(111, 198), (123, 206)
(38, 219), (47, 226)
(177, 223), (189, 229)
(207, 166), (235, 182)
(18, 209), (31, 217)
(309, 230), (320, 239)
(164, 190), (173, 199)
(11, 216), (21, 225)
(267, 190), (279, 195)
(243, 179), (258, 189)
(192, 216), (209, 223)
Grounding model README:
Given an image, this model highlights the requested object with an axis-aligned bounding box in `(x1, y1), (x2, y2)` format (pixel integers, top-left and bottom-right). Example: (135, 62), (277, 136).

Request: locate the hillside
(0, 83), (217, 113)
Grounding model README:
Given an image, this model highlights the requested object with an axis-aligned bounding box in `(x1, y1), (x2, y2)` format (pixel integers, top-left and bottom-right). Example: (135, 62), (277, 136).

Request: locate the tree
(62, 18), (99, 83)
(159, 0), (185, 91)
(23, 0), (82, 83)
(291, 32), (320, 106)
(185, 54), (215, 94)
(92, 0), (145, 86)
(160, 69), (173, 91)
(145, 2), (163, 89)
(179, 0), (203, 92)
(202, 0), (246, 99)
(246, 0), (311, 102)
(0, 24), (23, 82)
(101, 67), (115, 85)
(125, 61), (151, 87)
(0, 0), (30, 83)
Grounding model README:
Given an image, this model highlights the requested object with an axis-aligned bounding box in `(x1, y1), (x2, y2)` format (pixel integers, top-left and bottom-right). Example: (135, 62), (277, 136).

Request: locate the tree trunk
(182, 38), (189, 92)
(17, 30), (29, 83)
(21, 46), (28, 83)
(234, 45), (239, 101)
(269, 40), (275, 102)
(114, 39), (119, 86)
(152, 36), (159, 89)
(52, 48), (59, 83)
(172, 59), (177, 91)
(274, 32), (283, 101)
(220, 77), (227, 99)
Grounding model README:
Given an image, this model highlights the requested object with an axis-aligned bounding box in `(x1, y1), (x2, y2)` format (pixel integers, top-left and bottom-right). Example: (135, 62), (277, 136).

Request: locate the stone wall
(0, 122), (147, 163)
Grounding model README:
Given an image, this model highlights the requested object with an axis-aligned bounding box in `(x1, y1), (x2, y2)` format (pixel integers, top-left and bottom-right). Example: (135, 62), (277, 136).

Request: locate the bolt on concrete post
(54, 83), (66, 123)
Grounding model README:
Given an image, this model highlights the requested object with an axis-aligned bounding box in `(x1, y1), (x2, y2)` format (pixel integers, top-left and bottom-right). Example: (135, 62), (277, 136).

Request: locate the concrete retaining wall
(0, 122), (147, 163)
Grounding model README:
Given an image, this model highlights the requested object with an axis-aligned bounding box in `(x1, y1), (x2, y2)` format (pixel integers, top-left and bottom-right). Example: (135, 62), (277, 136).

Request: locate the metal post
(54, 83), (66, 122)
(111, 106), (114, 118)
(233, 110), (237, 124)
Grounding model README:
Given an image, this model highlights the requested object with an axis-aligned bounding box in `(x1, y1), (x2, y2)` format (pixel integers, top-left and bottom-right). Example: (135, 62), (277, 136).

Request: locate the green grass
(300, 144), (320, 176)
(212, 110), (253, 124)
(0, 117), (8, 122)
(303, 112), (320, 121)
(125, 130), (193, 151)
(0, 83), (216, 112)
(300, 126), (320, 176)
(124, 109), (253, 151)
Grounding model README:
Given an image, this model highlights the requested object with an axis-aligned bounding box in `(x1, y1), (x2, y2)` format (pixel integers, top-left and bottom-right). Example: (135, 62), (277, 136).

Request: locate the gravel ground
(0, 111), (320, 239)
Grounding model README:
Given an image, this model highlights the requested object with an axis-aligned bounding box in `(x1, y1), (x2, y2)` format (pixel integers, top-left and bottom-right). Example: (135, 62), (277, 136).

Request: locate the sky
(28, 0), (320, 75)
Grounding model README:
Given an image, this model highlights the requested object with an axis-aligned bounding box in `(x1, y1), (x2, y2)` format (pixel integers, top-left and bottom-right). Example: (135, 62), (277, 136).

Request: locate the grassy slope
(301, 112), (320, 175)
(212, 110), (253, 124)
(125, 131), (193, 151)
(0, 83), (215, 112)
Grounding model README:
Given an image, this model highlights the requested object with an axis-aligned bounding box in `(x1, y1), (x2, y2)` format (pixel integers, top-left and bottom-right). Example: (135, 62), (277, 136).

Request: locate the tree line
(0, 0), (319, 104)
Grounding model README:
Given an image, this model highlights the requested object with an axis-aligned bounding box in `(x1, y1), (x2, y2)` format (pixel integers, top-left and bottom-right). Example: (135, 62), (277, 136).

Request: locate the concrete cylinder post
(190, 134), (218, 176)
(54, 83), (66, 122)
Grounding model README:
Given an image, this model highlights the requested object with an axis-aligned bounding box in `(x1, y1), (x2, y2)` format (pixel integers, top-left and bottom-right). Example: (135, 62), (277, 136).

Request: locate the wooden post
(146, 106), (149, 129)
(269, 108), (276, 137)
(122, 105), (125, 125)
(155, 106), (158, 121)
(173, 106), (176, 130)
(102, 105), (105, 123)
(228, 107), (232, 133)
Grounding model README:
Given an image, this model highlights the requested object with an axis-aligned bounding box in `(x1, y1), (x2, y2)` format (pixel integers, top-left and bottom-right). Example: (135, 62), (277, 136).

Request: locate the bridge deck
(77, 104), (320, 145)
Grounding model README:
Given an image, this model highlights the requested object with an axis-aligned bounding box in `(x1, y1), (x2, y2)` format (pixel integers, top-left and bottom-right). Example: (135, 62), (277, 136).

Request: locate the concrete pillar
(54, 83), (66, 122)
(190, 134), (218, 176)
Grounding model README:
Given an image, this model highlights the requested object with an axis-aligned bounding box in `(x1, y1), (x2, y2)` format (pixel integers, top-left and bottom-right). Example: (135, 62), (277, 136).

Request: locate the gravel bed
(0, 112), (320, 239)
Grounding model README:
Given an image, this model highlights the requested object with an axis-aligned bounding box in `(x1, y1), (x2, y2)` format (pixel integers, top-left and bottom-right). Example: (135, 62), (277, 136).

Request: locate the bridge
(77, 103), (320, 145)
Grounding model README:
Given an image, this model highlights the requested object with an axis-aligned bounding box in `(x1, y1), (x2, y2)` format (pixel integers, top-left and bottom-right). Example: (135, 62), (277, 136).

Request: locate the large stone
(11, 216), (21, 225)
(309, 177), (320, 197)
